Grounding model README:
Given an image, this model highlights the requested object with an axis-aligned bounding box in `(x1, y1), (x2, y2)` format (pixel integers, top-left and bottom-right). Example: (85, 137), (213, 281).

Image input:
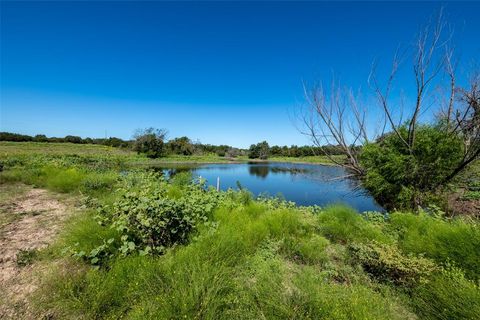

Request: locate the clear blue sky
(1, 1), (479, 148)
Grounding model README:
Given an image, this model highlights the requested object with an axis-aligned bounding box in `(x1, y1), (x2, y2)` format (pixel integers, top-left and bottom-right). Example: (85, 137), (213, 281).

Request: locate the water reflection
(147, 162), (382, 212)
(249, 165), (270, 178)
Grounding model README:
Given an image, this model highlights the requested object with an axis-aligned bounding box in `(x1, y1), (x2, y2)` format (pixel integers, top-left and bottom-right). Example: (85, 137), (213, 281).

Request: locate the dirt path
(0, 186), (73, 319)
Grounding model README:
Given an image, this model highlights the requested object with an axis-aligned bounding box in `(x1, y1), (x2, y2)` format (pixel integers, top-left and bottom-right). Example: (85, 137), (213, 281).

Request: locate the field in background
(0, 142), (339, 165)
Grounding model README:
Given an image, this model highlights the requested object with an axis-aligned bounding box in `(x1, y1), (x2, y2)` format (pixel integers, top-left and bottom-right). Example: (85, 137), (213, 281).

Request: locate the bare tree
(443, 74), (480, 183)
(298, 81), (368, 176)
(298, 10), (479, 183)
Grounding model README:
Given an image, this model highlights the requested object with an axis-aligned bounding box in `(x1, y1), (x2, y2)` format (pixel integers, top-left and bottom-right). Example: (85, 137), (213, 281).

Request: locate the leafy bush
(349, 241), (437, 287)
(16, 249), (38, 267)
(360, 125), (464, 210)
(97, 172), (223, 256)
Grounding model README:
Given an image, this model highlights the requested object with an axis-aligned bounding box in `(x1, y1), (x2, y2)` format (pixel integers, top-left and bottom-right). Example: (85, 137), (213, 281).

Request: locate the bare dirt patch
(0, 187), (73, 319)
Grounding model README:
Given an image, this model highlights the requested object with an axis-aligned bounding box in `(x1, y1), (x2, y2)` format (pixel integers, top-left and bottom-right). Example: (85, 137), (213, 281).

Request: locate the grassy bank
(0, 147), (479, 319)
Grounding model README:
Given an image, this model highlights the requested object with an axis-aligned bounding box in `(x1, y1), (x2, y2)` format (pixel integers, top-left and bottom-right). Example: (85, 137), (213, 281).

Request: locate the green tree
(360, 125), (464, 209)
(167, 136), (194, 155)
(249, 141), (270, 159)
(133, 128), (168, 158)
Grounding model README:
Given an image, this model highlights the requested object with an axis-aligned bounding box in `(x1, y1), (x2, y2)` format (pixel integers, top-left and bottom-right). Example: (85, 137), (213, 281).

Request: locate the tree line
(1, 130), (343, 159)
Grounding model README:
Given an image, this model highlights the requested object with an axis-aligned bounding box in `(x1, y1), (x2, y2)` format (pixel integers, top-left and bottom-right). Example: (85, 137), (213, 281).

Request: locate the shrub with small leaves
(349, 241), (438, 287)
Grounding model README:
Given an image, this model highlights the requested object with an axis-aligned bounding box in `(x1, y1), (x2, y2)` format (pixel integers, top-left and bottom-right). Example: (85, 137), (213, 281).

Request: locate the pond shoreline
(130, 157), (340, 167)
(144, 162), (381, 211)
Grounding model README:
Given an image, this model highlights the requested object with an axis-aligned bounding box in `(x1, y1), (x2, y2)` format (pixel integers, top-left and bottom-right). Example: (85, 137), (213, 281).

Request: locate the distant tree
(84, 137), (94, 144)
(225, 147), (241, 158)
(167, 136), (194, 155)
(270, 145), (282, 156)
(215, 145), (230, 157)
(0, 132), (33, 142)
(33, 134), (48, 142)
(104, 137), (129, 148)
(64, 135), (83, 144)
(133, 128), (168, 158)
(249, 141), (270, 159)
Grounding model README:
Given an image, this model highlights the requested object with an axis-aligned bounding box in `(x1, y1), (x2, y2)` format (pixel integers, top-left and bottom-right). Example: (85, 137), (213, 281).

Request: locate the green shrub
(360, 125), (464, 210)
(132, 128), (167, 158)
(349, 241), (437, 287)
(81, 172), (117, 191)
(97, 173), (224, 256)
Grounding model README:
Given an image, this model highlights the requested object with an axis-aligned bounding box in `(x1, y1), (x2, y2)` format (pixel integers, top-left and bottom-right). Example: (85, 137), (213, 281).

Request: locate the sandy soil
(0, 187), (72, 319)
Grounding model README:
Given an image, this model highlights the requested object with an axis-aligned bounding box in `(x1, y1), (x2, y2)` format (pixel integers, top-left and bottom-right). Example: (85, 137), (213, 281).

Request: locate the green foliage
(412, 266), (480, 320)
(96, 172), (224, 257)
(16, 249), (39, 267)
(349, 241), (437, 287)
(360, 125), (464, 210)
(166, 136), (194, 155)
(248, 140), (270, 159)
(389, 212), (480, 281)
(2, 143), (478, 319)
(132, 127), (167, 158)
(42, 203), (413, 320)
(317, 205), (392, 244)
(463, 190), (480, 200)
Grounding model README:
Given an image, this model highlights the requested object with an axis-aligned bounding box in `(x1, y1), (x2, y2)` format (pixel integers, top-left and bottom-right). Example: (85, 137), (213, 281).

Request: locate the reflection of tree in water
(249, 165), (310, 179)
(249, 165), (270, 178)
(165, 167), (194, 178)
(147, 166), (197, 179)
(270, 166), (309, 175)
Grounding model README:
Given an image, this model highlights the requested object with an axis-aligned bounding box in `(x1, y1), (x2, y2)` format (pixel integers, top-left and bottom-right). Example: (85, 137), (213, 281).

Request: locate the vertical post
(216, 176), (220, 191)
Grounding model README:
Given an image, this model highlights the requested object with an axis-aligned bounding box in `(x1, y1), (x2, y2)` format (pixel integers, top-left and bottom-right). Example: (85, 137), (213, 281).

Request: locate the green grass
(389, 212), (480, 281)
(39, 204), (416, 319)
(1, 143), (478, 319)
(1, 165), (118, 196)
(412, 267), (480, 319)
(0, 141), (134, 156)
(0, 141), (339, 166)
(34, 182), (479, 319)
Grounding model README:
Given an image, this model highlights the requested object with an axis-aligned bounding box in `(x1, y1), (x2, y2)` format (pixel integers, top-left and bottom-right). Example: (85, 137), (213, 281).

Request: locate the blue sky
(1, 1), (479, 148)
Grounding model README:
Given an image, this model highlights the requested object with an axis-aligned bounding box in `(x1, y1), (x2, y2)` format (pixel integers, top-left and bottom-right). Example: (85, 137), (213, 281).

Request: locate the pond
(152, 162), (382, 212)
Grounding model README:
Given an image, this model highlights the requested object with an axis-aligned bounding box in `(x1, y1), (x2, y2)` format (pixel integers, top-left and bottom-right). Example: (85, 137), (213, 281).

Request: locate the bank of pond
(0, 155), (479, 319)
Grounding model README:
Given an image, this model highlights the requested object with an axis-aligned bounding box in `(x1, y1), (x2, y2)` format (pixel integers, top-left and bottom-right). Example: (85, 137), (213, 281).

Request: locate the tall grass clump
(411, 267), (480, 319)
(317, 205), (392, 244)
(389, 212), (480, 280)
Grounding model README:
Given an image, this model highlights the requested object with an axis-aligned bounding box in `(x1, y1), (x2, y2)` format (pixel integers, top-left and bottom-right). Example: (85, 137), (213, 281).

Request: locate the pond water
(152, 162), (382, 212)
